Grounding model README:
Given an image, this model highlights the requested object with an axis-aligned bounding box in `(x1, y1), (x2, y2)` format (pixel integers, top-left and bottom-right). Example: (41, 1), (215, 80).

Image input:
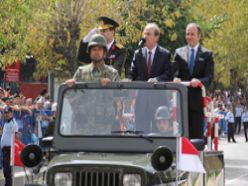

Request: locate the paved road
(0, 167), (26, 185)
(219, 131), (248, 186)
(0, 132), (248, 185)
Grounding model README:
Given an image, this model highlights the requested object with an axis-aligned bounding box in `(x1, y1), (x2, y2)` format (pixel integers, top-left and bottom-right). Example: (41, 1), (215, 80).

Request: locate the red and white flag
(14, 138), (24, 166)
(10, 129), (24, 167)
(178, 137), (206, 173)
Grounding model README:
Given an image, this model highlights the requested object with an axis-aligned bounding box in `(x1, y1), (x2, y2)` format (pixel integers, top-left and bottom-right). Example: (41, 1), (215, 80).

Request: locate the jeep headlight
(54, 172), (73, 186)
(123, 174), (141, 186)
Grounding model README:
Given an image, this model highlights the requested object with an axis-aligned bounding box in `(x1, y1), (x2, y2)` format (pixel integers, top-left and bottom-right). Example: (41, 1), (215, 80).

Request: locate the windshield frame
(53, 82), (189, 153)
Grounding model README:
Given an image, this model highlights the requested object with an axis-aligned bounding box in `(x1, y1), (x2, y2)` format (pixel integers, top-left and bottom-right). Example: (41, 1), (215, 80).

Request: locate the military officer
(66, 34), (120, 87)
(78, 16), (127, 77)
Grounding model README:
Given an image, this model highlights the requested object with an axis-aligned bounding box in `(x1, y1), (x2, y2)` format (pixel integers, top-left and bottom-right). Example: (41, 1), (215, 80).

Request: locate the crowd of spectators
(208, 89), (248, 142)
(0, 87), (57, 168)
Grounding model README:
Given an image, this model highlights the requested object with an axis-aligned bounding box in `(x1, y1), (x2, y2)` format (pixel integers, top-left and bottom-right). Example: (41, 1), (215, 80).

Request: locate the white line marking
(226, 173), (248, 185)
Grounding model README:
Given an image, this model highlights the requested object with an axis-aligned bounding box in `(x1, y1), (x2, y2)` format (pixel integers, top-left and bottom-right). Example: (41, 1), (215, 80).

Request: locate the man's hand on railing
(173, 78), (202, 88)
(190, 78), (201, 88)
(173, 77), (182, 83)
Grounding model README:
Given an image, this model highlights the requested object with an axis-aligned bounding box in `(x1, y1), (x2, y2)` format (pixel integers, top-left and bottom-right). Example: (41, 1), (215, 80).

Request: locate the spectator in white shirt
(235, 100), (243, 134)
(241, 106), (248, 142)
(225, 105), (237, 143)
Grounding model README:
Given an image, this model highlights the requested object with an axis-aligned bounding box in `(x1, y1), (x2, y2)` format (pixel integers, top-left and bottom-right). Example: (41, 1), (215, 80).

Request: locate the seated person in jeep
(152, 106), (173, 136)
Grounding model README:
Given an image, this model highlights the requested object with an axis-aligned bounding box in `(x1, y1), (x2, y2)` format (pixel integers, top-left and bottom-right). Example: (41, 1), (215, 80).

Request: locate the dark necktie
(147, 51), (152, 74)
(188, 48), (195, 75)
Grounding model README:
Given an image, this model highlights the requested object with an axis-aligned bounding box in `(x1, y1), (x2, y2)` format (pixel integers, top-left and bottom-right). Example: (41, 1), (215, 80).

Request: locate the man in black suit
(126, 23), (172, 133)
(77, 16), (127, 77)
(126, 23), (172, 82)
(173, 23), (214, 139)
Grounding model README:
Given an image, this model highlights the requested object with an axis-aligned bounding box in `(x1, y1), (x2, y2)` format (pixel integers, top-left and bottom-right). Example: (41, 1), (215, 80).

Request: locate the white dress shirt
(145, 45), (157, 66)
(107, 40), (115, 51)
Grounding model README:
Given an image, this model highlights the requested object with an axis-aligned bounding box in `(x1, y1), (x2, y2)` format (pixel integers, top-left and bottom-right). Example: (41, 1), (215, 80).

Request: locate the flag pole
(176, 134), (180, 185)
(37, 114), (43, 145)
(172, 90), (180, 185)
(10, 127), (15, 186)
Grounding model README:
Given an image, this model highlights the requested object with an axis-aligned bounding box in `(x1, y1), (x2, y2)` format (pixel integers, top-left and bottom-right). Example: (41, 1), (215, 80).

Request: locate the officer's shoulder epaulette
(115, 43), (124, 49)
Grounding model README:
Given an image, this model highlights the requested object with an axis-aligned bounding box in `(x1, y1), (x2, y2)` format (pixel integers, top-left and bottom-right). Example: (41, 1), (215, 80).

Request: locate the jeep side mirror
(41, 136), (54, 148)
(190, 139), (205, 151)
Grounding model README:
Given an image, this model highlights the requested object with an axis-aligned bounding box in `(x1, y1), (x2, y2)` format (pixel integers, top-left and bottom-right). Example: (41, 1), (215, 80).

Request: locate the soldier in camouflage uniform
(77, 16), (128, 77)
(66, 34), (120, 87)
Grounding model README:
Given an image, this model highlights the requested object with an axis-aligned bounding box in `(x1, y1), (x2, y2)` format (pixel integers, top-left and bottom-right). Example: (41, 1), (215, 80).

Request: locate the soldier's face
(90, 46), (105, 63)
(186, 25), (201, 47)
(156, 119), (170, 133)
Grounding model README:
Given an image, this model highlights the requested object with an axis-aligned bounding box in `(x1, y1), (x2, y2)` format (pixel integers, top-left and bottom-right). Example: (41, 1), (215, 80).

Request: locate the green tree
(119, 0), (195, 64)
(0, 0), (33, 66)
(192, 0), (248, 92)
(1, 0), (197, 79)
(27, 0), (125, 78)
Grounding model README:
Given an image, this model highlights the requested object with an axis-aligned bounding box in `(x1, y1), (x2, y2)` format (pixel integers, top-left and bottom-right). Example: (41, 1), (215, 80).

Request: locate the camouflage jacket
(77, 40), (127, 77)
(73, 63), (120, 82)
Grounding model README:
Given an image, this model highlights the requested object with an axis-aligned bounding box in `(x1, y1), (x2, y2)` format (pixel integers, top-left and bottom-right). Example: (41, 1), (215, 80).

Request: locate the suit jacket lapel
(175, 46), (188, 63)
(142, 47), (148, 75)
(142, 47), (147, 61)
(107, 40), (115, 56)
(192, 45), (203, 74)
(195, 45), (202, 62)
(151, 46), (159, 73)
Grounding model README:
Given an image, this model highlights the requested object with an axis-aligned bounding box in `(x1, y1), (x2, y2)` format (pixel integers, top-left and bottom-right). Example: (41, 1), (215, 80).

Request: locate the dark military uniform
(105, 41), (127, 76)
(77, 16), (127, 77)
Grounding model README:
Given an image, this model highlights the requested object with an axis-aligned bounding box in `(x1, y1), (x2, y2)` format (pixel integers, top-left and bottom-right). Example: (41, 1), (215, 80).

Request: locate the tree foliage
(1, 0), (195, 78)
(0, 0), (33, 67)
(119, 0), (195, 62)
(192, 0), (248, 90)
(2, 0), (247, 89)
(28, 0), (125, 78)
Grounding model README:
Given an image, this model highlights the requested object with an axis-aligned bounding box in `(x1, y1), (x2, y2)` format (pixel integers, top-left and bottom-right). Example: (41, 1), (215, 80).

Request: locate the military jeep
(21, 82), (224, 186)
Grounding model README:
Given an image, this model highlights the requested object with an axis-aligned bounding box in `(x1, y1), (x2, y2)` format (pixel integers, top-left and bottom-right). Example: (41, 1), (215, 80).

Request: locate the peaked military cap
(98, 16), (119, 30)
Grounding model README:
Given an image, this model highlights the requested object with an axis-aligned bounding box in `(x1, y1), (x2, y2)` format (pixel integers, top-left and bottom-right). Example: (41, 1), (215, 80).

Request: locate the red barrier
(181, 82), (219, 151)
(214, 117), (219, 151)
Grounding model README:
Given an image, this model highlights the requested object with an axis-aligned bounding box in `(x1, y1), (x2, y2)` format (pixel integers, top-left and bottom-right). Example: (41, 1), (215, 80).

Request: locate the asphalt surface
(219, 130), (248, 186)
(0, 131), (248, 185)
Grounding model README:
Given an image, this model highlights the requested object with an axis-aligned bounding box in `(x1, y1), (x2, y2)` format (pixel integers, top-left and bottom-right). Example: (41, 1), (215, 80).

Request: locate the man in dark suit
(127, 23), (172, 82)
(77, 16), (127, 77)
(126, 23), (172, 133)
(173, 23), (214, 139)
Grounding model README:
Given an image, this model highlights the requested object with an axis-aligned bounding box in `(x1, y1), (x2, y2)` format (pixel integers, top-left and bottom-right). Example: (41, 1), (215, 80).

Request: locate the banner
(5, 59), (21, 82)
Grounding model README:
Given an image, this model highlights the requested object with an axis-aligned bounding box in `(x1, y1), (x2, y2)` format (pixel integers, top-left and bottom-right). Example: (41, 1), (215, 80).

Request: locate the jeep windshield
(54, 82), (189, 152)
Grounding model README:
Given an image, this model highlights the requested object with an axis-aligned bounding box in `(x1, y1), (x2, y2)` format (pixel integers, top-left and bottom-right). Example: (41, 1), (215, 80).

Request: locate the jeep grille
(75, 170), (120, 186)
